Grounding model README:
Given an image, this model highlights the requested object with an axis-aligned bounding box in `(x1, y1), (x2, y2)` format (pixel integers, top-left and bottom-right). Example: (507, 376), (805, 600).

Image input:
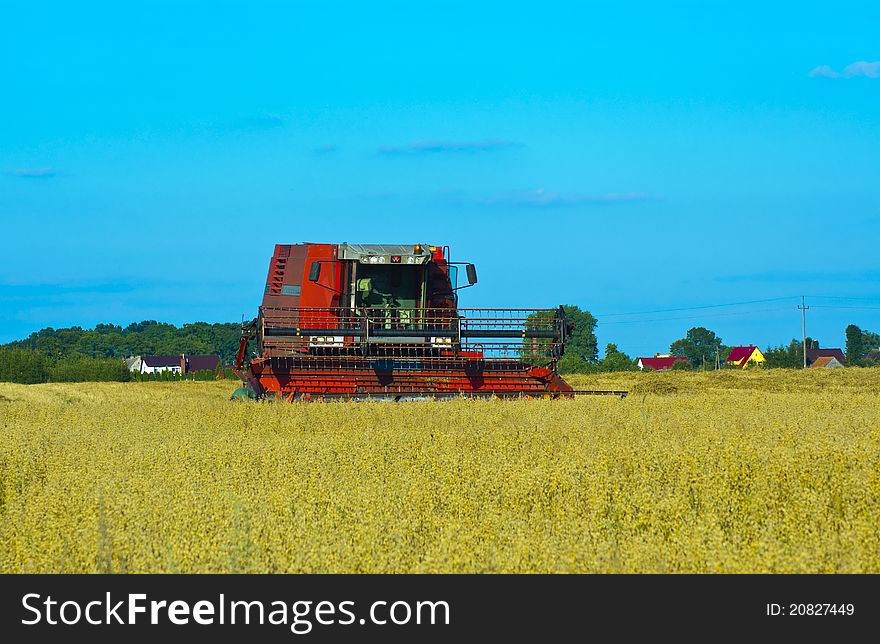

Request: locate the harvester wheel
(230, 387), (258, 401)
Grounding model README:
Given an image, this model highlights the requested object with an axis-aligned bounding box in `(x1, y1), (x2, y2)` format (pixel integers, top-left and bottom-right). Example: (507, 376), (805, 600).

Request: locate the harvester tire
(230, 387), (258, 401)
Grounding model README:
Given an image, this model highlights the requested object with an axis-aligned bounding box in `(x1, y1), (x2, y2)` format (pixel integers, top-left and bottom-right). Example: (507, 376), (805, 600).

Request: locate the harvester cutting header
(233, 242), (624, 400)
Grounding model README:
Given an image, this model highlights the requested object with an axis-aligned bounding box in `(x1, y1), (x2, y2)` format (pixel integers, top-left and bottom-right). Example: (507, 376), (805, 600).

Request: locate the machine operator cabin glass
(354, 264), (421, 310)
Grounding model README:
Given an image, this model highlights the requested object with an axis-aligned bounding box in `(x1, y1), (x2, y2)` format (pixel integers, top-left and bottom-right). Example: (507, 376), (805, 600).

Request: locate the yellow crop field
(1, 369), (879, 573)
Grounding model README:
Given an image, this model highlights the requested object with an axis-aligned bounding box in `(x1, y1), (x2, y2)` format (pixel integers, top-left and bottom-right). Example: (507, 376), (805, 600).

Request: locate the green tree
(669, 327), (727, 369)
(522, 305), (597, 372)
(763, 339), (803, 368)
(844, 325), (880, 366)
(0, 348), (49, 383)
(860, 329), (880, 356)
(845, 324), (864, 365)
(598, 343), (637, 372)
(48, 355), (131, 382)
(558, 305), (598, 373)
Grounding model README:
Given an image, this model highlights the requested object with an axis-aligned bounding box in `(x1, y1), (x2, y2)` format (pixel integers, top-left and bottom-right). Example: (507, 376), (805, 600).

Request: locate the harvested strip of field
(1, 371), (879, 573)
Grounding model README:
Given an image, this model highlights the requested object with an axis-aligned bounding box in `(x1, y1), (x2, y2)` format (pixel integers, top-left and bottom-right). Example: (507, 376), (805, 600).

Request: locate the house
(131, 354), (220, 374)
(186, 355), (221, 373)
(726, 345), (765, 368)
(810, 356), (843, 369)
(637, 354), (689, 371)
(138, 355), (184, 374)
(805, 347), (845, 367)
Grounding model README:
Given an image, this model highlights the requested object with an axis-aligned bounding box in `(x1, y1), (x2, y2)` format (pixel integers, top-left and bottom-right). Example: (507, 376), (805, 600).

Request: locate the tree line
(1, 311), (878, 383)
(0, 320), (241, 384)
(0, 349), (132, 384)
(3, 321), (241, 362)
(844, 324), (880, 366)
(548, 307), (880, 373)
(0, 348), (233, 385)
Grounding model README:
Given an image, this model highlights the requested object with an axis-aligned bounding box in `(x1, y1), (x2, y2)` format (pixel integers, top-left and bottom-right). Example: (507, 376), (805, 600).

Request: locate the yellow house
(726, 345), (765, 368)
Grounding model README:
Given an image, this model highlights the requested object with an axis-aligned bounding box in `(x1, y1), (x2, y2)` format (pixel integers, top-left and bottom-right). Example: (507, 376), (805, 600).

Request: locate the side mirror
(466, 264), (478, 285)
(308, 263), (321, 282)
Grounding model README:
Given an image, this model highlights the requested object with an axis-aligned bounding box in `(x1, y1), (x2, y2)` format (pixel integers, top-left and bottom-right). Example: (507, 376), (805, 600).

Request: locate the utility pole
(798, 296), (810, 368)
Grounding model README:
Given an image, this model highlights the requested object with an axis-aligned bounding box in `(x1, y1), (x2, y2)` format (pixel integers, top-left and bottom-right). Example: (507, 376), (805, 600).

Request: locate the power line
(600, 306), (794, 325)
(595, 296), (798, 318)
(806, 295), (880, 302)
(810, 305), (880, 310)
(595, 296), (880, 322)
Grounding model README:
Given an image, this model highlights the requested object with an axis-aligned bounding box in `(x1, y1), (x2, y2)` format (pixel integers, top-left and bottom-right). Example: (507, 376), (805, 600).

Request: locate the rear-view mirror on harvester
(466, 263), (478, 285)
(308, 262), (321, 282)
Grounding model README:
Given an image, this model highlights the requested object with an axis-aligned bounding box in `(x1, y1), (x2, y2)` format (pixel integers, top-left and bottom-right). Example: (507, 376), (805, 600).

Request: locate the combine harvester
(233, 243), (627, 400)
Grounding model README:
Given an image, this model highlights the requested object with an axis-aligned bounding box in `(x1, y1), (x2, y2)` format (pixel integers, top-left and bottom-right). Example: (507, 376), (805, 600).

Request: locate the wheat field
(1, 369), (878, 573)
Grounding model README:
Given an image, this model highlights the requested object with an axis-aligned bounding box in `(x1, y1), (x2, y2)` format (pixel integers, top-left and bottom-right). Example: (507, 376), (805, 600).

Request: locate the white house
(128, 354), (221, 374)
(138, 355), (184, 374)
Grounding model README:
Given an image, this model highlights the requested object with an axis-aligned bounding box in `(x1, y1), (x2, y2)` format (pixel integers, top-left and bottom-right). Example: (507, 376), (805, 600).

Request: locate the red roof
(638, 356), (688, 371)
(726, 345), (758, 363)
(806, 348), (845, 366)
(810, 356), (842, 368)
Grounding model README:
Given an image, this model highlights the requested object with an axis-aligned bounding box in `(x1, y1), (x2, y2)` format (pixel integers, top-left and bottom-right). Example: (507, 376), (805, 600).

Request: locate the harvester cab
(233, 242), (624, 400)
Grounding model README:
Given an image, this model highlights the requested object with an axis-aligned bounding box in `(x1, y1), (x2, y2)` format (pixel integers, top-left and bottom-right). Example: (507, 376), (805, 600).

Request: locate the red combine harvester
(233, 243), (626, 400)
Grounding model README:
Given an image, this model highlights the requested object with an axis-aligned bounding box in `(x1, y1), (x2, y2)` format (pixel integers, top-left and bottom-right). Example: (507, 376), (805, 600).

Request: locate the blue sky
(2, 0), (879, 357)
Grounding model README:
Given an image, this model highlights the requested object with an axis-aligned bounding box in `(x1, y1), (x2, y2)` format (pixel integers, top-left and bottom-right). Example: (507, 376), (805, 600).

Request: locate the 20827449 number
(788, 604), (854, 616)
(766, 603), (855, 616)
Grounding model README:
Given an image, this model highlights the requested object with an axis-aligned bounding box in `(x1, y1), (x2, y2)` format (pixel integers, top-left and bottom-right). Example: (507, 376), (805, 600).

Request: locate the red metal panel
(261, 244), (306, 308)
(247, 355), (574, 399)
(300, 244), (341, 308)
(260, 243), (342, 311)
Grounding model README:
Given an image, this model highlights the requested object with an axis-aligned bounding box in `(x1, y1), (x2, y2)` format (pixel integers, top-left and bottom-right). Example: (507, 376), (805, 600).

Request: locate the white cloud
(809, 61), (880, 79)
(808, 65), (841, 78)
(843, 60), (880, 78)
